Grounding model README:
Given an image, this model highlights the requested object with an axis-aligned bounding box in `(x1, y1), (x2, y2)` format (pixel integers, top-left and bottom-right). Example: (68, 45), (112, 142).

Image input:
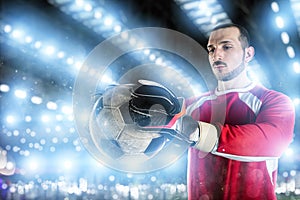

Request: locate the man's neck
(217, 73), (253, 92)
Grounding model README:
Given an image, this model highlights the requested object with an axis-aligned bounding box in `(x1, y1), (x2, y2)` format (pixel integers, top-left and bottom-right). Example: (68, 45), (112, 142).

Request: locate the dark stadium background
(1, 0), (299, 199)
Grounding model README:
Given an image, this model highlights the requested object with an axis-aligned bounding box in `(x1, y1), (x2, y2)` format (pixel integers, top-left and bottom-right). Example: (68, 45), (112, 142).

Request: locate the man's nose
(212, 48), (223, 61)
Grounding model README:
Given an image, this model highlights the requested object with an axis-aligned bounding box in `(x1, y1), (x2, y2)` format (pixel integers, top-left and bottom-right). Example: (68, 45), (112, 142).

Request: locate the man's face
(207, 27), (246, 81)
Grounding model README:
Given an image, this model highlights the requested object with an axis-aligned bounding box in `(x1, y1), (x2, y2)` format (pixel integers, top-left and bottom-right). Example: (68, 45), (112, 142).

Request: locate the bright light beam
(41, 115), (50, 123)
(44, 45), (56, 56)
(6, 115), (15, 124)
(275, 16), (284, 29)
(14, 89), (27, 99)
(271, 1), (280, 13)
(47, 101), (58, 110)
(28, 159), (39, 171)
(64, 160), (73, 170)
(62, 105), (73, 115)
(0, 84), (10, 92)
(31, 96), (43, 104)
(104, 17), (113, 26)
(284, 147), (293, 157)
(4, 25), (12, 33)
(293, 98), (300, 107)
(280, 32), (290, 44)
(293, 61), (300, 74)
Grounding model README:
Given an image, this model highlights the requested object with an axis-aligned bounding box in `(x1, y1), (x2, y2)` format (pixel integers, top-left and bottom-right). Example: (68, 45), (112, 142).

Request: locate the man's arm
(195, 91), (295, 161)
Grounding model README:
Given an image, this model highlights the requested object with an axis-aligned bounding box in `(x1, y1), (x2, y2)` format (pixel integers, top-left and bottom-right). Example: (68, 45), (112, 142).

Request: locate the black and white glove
(129, 80), (200, 145)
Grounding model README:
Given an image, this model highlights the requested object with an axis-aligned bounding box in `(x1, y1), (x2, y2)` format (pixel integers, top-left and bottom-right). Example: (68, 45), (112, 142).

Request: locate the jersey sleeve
(212, 91), (295, 161)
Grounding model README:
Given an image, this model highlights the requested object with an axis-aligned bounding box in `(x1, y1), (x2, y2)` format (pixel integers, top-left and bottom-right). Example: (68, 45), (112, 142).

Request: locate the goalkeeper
(129, 23), (295, 200)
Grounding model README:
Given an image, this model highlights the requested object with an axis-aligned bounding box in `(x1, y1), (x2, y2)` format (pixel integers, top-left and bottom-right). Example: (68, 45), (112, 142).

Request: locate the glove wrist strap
(193, 122), (219, 152)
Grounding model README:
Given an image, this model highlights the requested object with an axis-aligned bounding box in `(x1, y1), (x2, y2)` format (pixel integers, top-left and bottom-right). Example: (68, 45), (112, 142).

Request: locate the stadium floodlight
(75, 0), (84, 7)
(62, 105), (73, 115)
(104, 17), (113, 26)
(44, 45), (56, 56)
(182, 1), (199, 10)
(25, 36), (33, 44)
(20, 138), (26, 144)
(0, 84), (10, 92)
(149, 54), (156, 61)
(67, 115), (74, 121)
(114, 25), (122, 33)
(155, 57), (163, 65)
(130, 187), (139, 199)
(2, 23), (85, 77)
(11, 29), (23, 39)
(293, 61), (300, 74)
(271, 1), (280, 13)
(275, 16), (284, 29)
(52, 137), (58, 144)
(41, 114), (50, 123)
(14, 89), (27, 99)
(25, 115), (32, 122)
(66, 57), (74, 65)
(143, 49), (151, 55)
(55, 125), (61, 132)
(50, 146), (56, 152)
(47, 101), (58, 110)
(3, 24), (12, 33)
(84, 3), (93, 12)
(108, 175), (115, 182)
(63, 137), (69, 143)
(198, 1), (209, 11)
(286, 46), (295, 58)
(13, 130), (20, 137)
(34, 41), (42, 49)
(94, 9), (102, 19)
(31, 96), (43, 104)
(175, 0), (232, 37)
(69, 127), (75, 133)
(280, 32), (290, 44)
(290, 0), (300, 39)
(101, 74), (114, 84)
(63, 160), (73, 170)
(290, 170), (296, 177)
(74, 61), (83, 70)
(48, 0), (126, 38)
(28, 159), (39, 171)
(6, 161), (15, 171)
(6, 115), (15, 124)
(57, 51), (65, 59)
(284, 147), (294, 157)
(293, 98), (300, 107)
(55, 114), (63, 121)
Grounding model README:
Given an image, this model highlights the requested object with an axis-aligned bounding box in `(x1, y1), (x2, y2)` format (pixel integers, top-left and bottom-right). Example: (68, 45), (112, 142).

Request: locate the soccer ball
(87, 84), (189, 173)
(89, 85), (167, 164)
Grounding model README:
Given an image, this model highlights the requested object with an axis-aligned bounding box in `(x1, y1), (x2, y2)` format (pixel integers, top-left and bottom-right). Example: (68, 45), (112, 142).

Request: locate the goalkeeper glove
(129, 80), (200, 145)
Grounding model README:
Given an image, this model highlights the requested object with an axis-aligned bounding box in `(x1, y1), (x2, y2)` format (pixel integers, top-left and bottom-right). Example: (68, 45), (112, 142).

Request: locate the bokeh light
(0, 0), (299, 199)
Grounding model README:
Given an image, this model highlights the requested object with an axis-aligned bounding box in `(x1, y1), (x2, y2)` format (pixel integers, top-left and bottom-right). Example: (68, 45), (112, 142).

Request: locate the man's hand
(129, 80), (200, 145)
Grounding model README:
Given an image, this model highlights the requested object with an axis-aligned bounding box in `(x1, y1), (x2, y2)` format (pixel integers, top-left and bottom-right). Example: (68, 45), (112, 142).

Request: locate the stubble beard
(215, 62), (246, 81)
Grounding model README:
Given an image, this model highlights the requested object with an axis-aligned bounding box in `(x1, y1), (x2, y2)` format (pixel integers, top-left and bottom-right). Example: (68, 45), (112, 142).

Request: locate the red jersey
(186, 83), (295, 200)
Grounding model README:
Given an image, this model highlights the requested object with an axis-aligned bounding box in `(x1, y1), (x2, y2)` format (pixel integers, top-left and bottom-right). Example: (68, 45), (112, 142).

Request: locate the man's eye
(208, 49), (214, 54)
(223, 45), (232, 50)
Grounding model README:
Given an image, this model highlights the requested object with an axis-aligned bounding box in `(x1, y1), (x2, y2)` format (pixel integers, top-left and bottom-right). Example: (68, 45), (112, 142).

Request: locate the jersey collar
(214, 82), (256, 96)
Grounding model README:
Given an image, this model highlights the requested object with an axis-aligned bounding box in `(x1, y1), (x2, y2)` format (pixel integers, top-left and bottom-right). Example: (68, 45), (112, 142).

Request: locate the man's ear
(245, 46), (255, 63)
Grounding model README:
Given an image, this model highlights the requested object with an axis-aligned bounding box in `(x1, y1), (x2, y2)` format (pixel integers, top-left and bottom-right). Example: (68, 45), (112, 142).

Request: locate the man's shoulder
(251, 84), (293, 104)
(186, 91), (214, 103)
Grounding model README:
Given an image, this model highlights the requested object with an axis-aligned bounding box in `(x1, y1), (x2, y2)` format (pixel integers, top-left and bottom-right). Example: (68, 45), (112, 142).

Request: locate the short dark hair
(212, 23), (251, 49)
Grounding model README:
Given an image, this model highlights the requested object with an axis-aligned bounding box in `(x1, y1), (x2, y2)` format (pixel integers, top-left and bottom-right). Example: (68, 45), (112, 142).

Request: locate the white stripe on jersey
(238, 92), (262, 116)
(266, 158), (278, 185)
(186, 94), (217, 115)
(211, 151), (279, 162)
